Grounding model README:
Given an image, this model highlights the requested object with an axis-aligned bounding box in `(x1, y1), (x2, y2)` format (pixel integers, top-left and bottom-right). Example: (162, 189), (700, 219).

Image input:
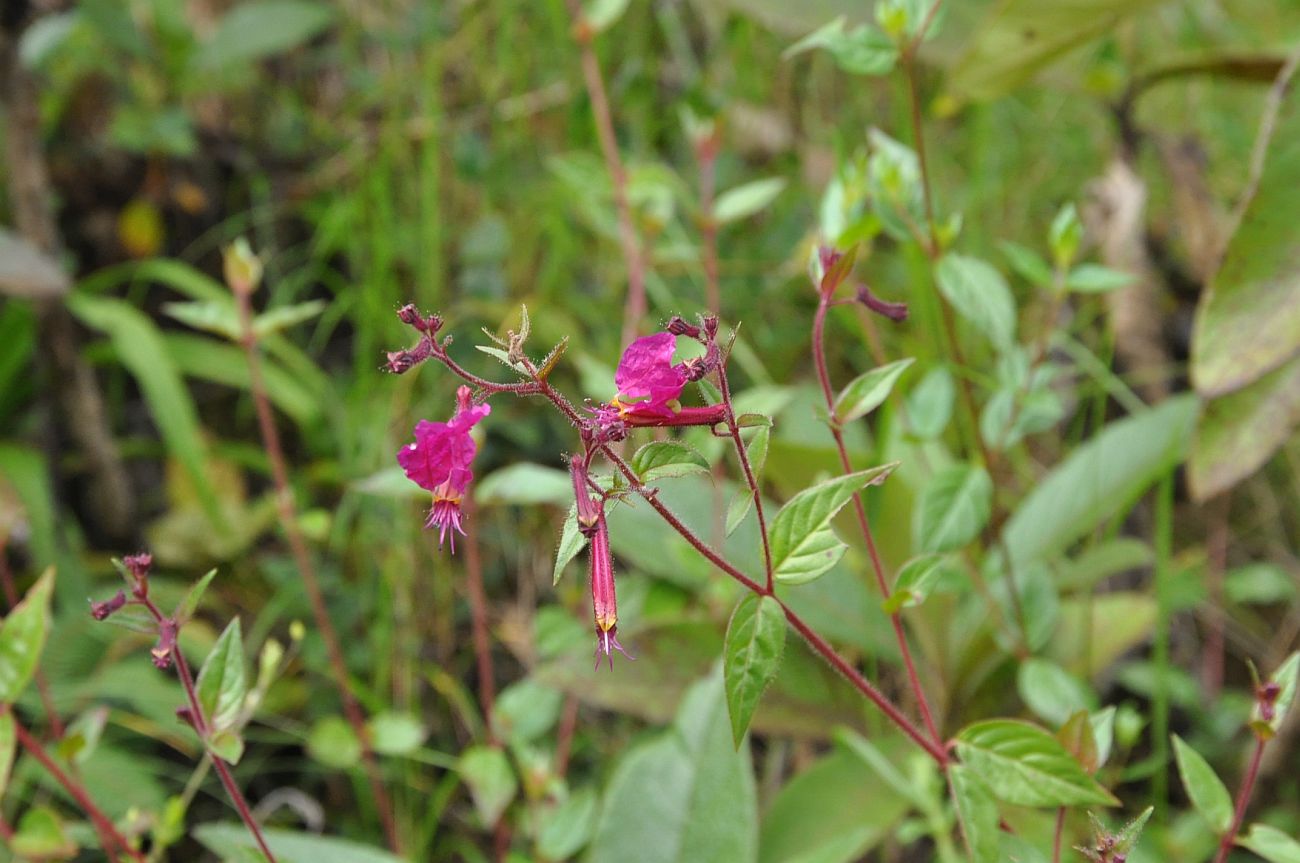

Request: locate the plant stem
(137, 597), (278, 862)
(563, 0), (647, 346)
(1151, 471), (1174, 817)
(233, 289), (399, 853)
(1213, 737), (1267, 863)
(716, 356), (775, 592)
(461, 495), (497, 736)
(811, 296), (944, 746)
(1052, 807), (1066, 863)
(9, 711), (145, 863)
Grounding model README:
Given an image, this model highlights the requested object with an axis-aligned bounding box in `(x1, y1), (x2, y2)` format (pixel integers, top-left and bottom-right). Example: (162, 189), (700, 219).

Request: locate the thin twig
(716, 358), (775, 592)
(1052, 807), (1066, 863)
(233, 288), (399, 853)
(1212, 737), (1267, 863)
(10, 710), (145, 863)
(563, 0), (647, 346)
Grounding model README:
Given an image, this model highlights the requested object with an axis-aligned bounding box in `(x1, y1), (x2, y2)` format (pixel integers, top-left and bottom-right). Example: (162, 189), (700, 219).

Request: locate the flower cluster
(397, 386), (491, 552)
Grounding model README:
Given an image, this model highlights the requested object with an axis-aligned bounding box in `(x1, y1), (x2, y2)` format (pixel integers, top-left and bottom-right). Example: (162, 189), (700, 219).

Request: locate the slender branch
(563, 0), (647, 346)
(461, 495), (497, 735)
(233, 289), (399, 853)
(554, 696), (581, 777)
(1052, 807), (1066, 863)
(1212, 737), (1267, 863)
(9, 711), (145, 862)
(716, 357), (775, 591)
(136, 597), (277, 863)
(812, 296), (943, 746)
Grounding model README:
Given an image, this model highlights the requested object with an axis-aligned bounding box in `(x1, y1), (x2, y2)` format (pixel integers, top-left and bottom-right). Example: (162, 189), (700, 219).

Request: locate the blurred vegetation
(1, 0), (1299, 861)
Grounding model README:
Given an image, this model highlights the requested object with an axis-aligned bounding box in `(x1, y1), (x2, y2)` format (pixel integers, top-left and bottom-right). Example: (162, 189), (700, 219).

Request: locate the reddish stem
(1203, 494), (1229, 697)
(563, 0), (647, 347)
(137, 597), (278, 862)
(716, 359), (775, 592)
(1052, 807), (1066, 863)
(462, 495), (497, 734)
(234, 288), (399, 853)
(1212, 737), (1267, 863)
(554, 696), (581, 777)
(10, 712), (145, 862)
(811, 296), (943, 747)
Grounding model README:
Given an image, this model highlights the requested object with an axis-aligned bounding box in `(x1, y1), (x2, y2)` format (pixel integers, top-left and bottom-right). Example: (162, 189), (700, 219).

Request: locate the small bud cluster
(385, 305), (446, 374)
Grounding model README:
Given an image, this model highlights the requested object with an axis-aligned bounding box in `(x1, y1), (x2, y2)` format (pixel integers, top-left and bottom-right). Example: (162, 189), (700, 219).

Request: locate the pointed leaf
(723, 595), (786, 747)
(0, 568), (54, 704)
(1057, 710), (1099, 774)
(584, 0), (631, 33)
(307, 716), (360, 768)
(771, 465), (898, 585)
(935, 254), (1016, 349)
(832, 358), (914, 425)
(459, 745), (517, 828)
(714, 178), (787, 224)
(1171, 735), (1233, 834)
(252, 299), (326, 337)
(955, 719), (1119, 807)
(883, 554), (949, 613)
(1066, 264), (1135, 293)
(1017, 658), (1097, 727)
(175, 569), (218, 623)
(1239, 824), (1300, 863)
(196, 617), (247, 732)
(631, 441), (710, 482)
(553, 505), (588, 586)
(914, 464), (992, 553)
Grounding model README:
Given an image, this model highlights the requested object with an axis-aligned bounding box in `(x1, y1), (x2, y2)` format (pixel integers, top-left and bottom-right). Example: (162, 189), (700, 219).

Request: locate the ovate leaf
(713, 178), (787, 224)
(771, 465), (898, 585)
(723, 595), (786, 747)
(949, 764), (1000, 863)
(832, 358), (914, 425)
(459, 745), (517, 828)
(1017, 658), (1097, 727)
(631, 441), (710, 482)
(914, 464), (992, 553)
(553, 505), (588, 586)
(306, 716), (360, 769)
(194, 824), (406, 863)
(0, 568), (54, 703)
(196, 618), (247, 734)
(195, 0), (334, 70)
(954, 719), (1118, 807)
(935, 254), (1017, 349)
(1238, 824), (1300, 863)
(584, 0), (631, 33)
(1172, 735), (1233, 834)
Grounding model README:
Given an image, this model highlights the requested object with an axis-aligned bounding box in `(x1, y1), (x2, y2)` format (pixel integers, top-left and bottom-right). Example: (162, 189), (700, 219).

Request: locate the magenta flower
(603, 331), (726, 429)
(398, 386), (491, 551)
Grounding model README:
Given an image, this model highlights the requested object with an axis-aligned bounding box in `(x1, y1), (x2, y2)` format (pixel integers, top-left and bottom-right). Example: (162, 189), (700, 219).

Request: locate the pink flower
(613, 332), (688, 420)
(398, 386), (490, 551)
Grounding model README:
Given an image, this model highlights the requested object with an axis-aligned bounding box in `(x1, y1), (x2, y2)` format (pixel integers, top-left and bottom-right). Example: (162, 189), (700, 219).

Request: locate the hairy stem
(811, 296), (943, 746)
(9, 711), (145, 863)
(1212, 736), (1266, 863)
(563, 0), (647, 346)
(716, 356), (775, 592)
(234, 288), (399, 853)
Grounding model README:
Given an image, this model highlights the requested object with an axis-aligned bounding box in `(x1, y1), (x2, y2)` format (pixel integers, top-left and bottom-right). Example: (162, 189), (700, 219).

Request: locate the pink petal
(614, 332), (686, 406)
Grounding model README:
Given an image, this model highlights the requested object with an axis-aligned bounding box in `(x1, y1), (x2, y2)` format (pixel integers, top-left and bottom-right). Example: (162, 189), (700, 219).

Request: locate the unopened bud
(223, 238), (263, 296)
(666, 316), (701, 339)
(856, 284), (909, 322)
(89, 590), (128, 621)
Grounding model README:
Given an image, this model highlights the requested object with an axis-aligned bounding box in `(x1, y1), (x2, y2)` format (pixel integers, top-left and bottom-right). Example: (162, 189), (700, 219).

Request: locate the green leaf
(459, 745), (517, 828)
(68, 294), (225, 530)
(954, 719), (1119, 807)
(999, 240), (1054, 286)
(1193, 89), (1300, 398)
(584, 0), (631, 33)
(726, 427), (770, 536)
(1003, 395), (1197, 570)
(914, 464), (992, 553)
(209, 729), (245, 765)
(0, 711), (14, 798)
(306, 716), (361, 769)
(1049, 204), (1083, 268)
(476, 463), (572, 506)
(553, 505), (588, 586)
(366, 712), (426, 756)
(832, 358), (914, 425)
(174, 568), (218, 623)
(11, 805), (76, 858)
(1017, 658), (1097, 727)
(1172, 735), (1234, 834)
(770, 465), (898, 585)
(935, 254), (1017, 349)
(784, 17), (897, 76)
(759, 749), (910, 863)
(491, 679), (564, 745)
(194, 824), (406, 863)
(162, 300), (241, 340)
(163, 333), (321, 428)
(196, 617), (247, 733)
(883, 554), (949, 613)
(1225, 563), (1297, 605)
(713, 178), (787, 224)
(0, 568), (54, 704)
(631, 441), (710, 482)
(723, 595), (786, 747)
(1091, 706), (1117, 770)
(1239, 824), (1300, 863)
(905, 366), (954, 439)
(589, 669), (757, 863)
(195, 0), (334, 70)
(1190, 355), (1300, 501)
(949, 764), (1000, 863)
(947, 0), (1167, 102)
(538, 788), (599, 860)
(1056, 538), (1153, 591)
(1066, 264), (1135, 293)
(252, 299), (326, 337)
(1057, 710), (1099, 774)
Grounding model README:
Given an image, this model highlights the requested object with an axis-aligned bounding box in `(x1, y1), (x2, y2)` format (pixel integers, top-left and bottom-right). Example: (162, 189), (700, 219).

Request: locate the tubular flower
(600, 331), (726, 430)
(398, 386), (491, 552)
(588, 512), (633, 670)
